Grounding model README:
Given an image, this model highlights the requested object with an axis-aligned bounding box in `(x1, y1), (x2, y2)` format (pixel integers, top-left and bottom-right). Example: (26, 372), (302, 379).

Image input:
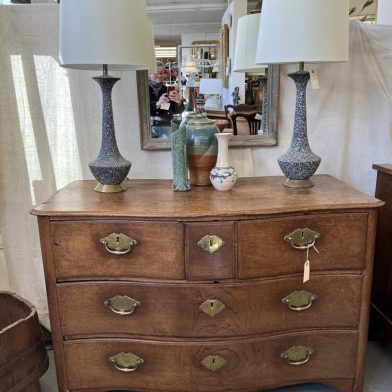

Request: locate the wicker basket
(0, 292), (49, 392)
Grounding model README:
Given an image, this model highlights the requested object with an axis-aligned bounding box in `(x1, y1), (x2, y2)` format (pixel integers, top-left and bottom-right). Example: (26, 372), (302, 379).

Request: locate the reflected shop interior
(138, 0), (280, 150)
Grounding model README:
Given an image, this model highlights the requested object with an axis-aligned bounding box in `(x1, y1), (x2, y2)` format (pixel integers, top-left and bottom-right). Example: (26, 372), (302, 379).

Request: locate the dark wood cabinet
(32, 176), (382, 392)
(370, 164), (392, 349)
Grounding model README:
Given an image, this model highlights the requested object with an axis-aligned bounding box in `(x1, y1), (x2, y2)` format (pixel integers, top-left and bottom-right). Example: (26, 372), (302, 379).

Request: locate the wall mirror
(138, 64), (279, 150)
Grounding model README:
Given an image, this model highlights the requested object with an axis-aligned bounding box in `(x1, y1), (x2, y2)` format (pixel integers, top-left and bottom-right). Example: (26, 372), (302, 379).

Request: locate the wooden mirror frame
(138, 64), (280, 150)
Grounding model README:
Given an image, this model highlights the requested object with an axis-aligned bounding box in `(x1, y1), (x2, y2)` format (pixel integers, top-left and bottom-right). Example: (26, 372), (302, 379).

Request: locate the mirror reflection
(148, 61), (185, 139)
(139, 62), (279, 150)
(139, 2), (280, 150)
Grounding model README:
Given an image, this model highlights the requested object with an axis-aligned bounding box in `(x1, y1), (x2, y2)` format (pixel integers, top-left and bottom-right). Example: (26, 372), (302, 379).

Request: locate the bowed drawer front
(238, 213), (368, 279)
(64, 332), (358, 391)
(51, 221), (184, 280)
(32, 176), (382, 392)
(58, 275), (362, 339)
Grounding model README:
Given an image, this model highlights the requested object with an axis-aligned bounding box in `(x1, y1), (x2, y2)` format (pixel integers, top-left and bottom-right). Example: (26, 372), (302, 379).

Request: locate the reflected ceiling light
(155, 47), (177, 58)
(146, 2), (226, 13)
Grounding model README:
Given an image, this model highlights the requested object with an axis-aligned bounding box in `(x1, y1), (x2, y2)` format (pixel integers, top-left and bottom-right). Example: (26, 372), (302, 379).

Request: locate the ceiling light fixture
(146, 2), (226, 14)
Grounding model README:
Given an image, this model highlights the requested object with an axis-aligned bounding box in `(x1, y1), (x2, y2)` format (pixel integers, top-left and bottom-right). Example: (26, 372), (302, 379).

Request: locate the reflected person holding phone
(149, 61), (184, 139)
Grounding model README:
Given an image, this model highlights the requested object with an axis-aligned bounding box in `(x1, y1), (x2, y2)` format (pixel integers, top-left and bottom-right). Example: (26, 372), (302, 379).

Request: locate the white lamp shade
(199, 78), (223, 94)
(378, 0), (392, 25)
(233, 13), (267, 73)
(60, 0), (155, 71)
(256, 0), (349, 64)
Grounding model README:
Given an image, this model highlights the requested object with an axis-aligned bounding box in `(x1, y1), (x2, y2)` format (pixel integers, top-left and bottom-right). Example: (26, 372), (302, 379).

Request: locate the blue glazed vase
(186, 117), (218, 186)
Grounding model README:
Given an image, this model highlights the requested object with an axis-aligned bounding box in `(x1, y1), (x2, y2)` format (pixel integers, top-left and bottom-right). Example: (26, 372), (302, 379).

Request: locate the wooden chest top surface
(31, 175), (382, 219)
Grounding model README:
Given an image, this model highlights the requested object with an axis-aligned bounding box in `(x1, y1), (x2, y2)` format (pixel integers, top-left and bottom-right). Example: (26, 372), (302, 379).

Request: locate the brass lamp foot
(94, 183), (126, 193)
(282, 179), (314, 188)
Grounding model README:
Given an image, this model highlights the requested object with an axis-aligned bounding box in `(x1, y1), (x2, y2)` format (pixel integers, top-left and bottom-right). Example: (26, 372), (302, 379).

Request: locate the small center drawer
(185, 222), (235, 280)
(51, 221), (184, 280)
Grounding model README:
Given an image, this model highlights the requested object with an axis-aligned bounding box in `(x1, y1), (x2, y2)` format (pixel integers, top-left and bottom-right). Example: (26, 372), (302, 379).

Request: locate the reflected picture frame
(138, 64), (280, 150)
(219, 24), (229, 88)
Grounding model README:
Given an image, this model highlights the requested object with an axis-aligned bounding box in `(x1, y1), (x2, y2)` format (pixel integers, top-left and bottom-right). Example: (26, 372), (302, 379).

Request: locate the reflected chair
(230, 111), (261, 135)
(224, 104), (262, 134)
(224, 104), (261, 118)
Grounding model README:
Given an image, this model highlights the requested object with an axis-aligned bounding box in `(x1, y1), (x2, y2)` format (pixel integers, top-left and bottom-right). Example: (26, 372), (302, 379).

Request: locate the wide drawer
(64, 331), (357, 391)
(58, 275), (361, 338)
(238, 213), (368, 279)
(51, 221), (184, 280)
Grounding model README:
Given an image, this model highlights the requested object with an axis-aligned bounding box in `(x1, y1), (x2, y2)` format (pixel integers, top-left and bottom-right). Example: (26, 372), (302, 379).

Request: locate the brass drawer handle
(109, 352), (144, 372)
(104, 295), (141, 316)
(282, 290), (317, 312)
(284, 228), (320, 250)
(281, 345), (314, 366)
(199, 299), (226, 317)
(201, 355), (226, 371)
(197, 235), (225, 254)
(100, 233), (137, 255)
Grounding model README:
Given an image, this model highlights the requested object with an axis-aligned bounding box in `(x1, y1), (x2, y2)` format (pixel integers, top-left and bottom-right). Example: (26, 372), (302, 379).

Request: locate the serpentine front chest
(32, 175), (382, 392)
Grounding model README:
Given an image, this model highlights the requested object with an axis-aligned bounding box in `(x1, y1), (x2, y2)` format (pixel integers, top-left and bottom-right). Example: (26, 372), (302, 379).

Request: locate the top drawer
(51, 221), (184, 280)
(238, 213), (368, 279)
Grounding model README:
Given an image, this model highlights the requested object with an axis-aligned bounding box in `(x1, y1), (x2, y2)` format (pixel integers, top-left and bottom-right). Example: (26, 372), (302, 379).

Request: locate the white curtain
(0, 5), (392, 328)
(0, 4), (150, 328)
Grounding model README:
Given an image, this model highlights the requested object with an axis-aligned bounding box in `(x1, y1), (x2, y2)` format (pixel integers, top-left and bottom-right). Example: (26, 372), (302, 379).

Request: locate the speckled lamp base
(278, 71), (321, 188)
(88, 75), (131, 193)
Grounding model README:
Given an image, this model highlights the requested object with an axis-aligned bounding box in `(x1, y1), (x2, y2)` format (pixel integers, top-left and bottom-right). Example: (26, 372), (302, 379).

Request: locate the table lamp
(199, 78), (223, 110)
(256, 0), (349, 187)
(378, 0), (392, 24)
(60, 0), (156, 192)
(233, 11), (268, 133)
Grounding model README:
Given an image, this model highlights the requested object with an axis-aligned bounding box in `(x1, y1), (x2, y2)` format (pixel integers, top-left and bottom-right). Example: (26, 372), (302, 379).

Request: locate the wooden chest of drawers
(32, 176), (382, 392)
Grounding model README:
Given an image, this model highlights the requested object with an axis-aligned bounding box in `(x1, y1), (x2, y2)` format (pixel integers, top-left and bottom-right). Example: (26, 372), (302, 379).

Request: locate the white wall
(0, 233), (10, 291)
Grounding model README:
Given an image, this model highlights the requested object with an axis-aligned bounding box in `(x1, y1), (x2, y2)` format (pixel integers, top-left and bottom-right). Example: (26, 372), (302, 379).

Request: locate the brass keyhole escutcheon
(100, 233), (137, 255)
(201, 355), (226, 371)
(197, 235), (225, 254)
(284, 228), (321, 250)
(199, 299), (226, 317)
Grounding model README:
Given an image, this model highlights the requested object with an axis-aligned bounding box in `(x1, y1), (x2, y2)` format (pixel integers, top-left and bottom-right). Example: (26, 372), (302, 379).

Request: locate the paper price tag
(310, 69), (320, 90)
(303, 244), (313, 283)
(303, 260), (310, 283)
(160, 102), (171, 111)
